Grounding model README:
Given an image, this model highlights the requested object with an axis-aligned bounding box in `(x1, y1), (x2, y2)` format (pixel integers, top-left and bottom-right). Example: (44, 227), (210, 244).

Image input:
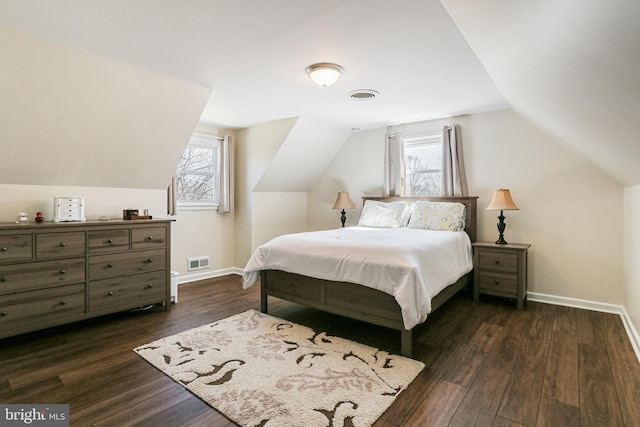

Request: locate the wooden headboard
(362, 196), (479, 243)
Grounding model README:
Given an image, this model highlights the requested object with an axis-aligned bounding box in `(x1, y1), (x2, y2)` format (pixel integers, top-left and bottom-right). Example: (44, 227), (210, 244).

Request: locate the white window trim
(177, 132), (223, 211)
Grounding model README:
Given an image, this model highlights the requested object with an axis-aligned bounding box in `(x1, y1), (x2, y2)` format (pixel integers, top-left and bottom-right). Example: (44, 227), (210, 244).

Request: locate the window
(404, 133), (442, 196)
(176, 133), (221, 210)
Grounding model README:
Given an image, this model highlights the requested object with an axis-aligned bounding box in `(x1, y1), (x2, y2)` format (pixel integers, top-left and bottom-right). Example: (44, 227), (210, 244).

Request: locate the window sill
(177, 203), (220, 212)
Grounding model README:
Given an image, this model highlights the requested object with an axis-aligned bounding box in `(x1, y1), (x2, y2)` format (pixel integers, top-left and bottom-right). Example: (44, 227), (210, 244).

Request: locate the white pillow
(357, 200), (407, 228)
(406, 201), (466, 231)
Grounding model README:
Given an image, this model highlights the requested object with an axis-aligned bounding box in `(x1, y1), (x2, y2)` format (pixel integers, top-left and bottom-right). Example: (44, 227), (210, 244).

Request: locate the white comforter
(242, 226), (473, 330)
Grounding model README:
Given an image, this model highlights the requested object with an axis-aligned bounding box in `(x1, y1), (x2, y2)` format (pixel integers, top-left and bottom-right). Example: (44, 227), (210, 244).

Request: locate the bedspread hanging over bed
(242, 226), (473, 329)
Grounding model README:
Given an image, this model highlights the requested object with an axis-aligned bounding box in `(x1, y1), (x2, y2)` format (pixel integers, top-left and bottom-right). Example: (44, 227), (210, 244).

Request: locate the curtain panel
(218, 135), (235, 213)
(167, 175), (177, 216)
(442, 124), (468, 197)
(383, 132), (405, 197)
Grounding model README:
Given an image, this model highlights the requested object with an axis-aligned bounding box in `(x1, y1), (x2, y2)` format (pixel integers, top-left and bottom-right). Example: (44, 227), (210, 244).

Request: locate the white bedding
(242, 226), (473, 330)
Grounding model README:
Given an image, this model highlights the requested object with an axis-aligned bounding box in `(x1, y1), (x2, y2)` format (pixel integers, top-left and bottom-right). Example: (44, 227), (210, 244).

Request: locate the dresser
(472, 242), (530, 309)
(0, 219), (172, 339)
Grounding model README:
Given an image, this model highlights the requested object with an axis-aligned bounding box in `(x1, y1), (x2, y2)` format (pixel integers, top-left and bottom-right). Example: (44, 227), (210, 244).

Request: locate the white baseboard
(528, 292), (640, 363)
(175, 267), (242, 285)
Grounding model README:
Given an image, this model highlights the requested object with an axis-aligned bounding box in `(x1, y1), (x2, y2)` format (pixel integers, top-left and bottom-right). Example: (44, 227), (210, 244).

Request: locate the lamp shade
(485, 189), (519, 211)
(332, 191), (355, 210)
(306, 63), (343, 87)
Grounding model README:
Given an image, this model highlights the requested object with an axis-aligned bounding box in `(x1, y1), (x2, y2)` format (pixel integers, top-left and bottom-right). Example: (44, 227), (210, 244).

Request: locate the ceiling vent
(347, 89), (379, 101)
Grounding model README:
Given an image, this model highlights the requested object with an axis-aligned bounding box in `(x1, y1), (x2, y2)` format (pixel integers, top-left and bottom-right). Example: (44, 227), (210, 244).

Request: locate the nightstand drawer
(478, 251), (518, 273)
(478, 272), (518, 296)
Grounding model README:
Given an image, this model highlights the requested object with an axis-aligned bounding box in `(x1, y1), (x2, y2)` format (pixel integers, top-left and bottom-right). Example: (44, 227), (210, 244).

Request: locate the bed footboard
(259, 270), (469, 358)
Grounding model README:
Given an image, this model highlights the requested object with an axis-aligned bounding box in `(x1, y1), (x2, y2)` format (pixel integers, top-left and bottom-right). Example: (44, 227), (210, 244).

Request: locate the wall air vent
(347, 89), (379, 101)
(188, 256), (210, 271)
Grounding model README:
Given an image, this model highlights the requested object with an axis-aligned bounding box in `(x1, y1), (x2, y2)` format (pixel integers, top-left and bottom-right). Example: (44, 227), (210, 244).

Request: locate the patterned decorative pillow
(357, 200), (408, 228)
(406, 201), (466, 232)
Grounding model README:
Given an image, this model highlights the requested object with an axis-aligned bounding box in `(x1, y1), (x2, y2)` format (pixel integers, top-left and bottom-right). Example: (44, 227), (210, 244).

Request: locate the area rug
(134, 309), (424, 427)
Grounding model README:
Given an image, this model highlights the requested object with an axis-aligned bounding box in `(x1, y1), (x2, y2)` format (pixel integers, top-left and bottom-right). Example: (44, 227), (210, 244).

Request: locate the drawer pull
(0, 311), (7, 317)
(59, 300), (66, 305)
(0, 247), (7, 252)
(494, 260), (500, 264)
(59, 242), (67, 248)
(0, 276), (6, 282)
(59, 269), (66, 274)
(494, 280), (501, 285)
(146, 284), (153, 289)
(147, 236), (153, 240)
(147, 258), (154, 263)
(108, 239), (114, 244)
(108, 263), (114, 268)
(108, 291), (114, 296)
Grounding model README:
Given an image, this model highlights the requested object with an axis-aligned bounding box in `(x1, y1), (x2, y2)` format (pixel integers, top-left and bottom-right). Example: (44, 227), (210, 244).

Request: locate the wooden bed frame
(259, 196), (478, 358)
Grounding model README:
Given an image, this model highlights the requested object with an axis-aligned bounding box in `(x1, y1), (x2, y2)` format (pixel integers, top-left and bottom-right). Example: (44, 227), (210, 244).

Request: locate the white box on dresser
(53, 196), (86, 222)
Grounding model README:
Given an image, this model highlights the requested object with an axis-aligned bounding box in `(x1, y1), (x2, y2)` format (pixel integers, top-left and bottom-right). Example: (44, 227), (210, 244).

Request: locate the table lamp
(485, 189), (519, 244)
(332, 191), (355, 227)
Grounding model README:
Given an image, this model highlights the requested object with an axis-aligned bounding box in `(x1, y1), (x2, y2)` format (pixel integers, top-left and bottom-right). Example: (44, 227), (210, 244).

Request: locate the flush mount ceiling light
(306, 63), (343, 87)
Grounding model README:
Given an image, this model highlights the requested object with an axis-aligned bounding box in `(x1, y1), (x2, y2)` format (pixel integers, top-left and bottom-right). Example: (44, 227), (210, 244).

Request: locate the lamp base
(495, 210), (508, 245)
(339, 209), (347, 228)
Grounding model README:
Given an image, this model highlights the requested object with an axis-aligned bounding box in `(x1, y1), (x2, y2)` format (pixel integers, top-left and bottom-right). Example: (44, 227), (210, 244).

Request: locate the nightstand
(473, 242), (530, 309)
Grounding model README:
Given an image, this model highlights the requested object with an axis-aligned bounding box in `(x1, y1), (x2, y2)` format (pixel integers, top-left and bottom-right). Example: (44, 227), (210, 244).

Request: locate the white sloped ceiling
(441, 0), (640, 186)
(0, 27), (211, 189)
(253, 117), (351, 192)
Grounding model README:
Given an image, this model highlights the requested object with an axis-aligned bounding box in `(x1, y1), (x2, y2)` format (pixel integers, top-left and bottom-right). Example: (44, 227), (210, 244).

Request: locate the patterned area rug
(134, 309), (424, 427)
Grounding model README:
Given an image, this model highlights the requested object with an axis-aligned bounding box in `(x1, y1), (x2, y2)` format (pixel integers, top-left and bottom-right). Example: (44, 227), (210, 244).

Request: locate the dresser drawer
(478, 272), (518, 297)
(132, 227), (167, 249)
(36, 232), (86, 259)
(478, 251), (518, 273)
(88, 248), (166, 280)
(0, 234), (32, 263)
(88, 229), (130, 254)
(0, 284), (85, 329)
(0, 258), (85, 293)
(89, 270), (166, 312)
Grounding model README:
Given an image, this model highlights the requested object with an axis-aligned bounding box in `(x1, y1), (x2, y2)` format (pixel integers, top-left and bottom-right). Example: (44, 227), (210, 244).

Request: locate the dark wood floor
(1, 275), (639, 426)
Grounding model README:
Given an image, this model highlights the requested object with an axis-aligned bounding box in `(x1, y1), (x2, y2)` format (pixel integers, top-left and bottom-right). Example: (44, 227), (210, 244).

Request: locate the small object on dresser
(16, 212), (29, 223)
(35, 212), (44, 223)
(123, 209), (139, 220)
(53, 196), (86, 222)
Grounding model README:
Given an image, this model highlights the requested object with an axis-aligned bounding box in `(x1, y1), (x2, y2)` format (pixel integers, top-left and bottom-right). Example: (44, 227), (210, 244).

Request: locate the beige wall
(308, 109), (625, 305)
(624, 185), (640, 333)
(252, 192), (307, 250)
(170, 209), (235, 278)
(234, 118), (299, 266)
(0, 184), (166, 223)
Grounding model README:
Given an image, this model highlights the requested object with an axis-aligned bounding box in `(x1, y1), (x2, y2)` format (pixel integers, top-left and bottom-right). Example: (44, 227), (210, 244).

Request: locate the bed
(242, 196), (478, 358)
